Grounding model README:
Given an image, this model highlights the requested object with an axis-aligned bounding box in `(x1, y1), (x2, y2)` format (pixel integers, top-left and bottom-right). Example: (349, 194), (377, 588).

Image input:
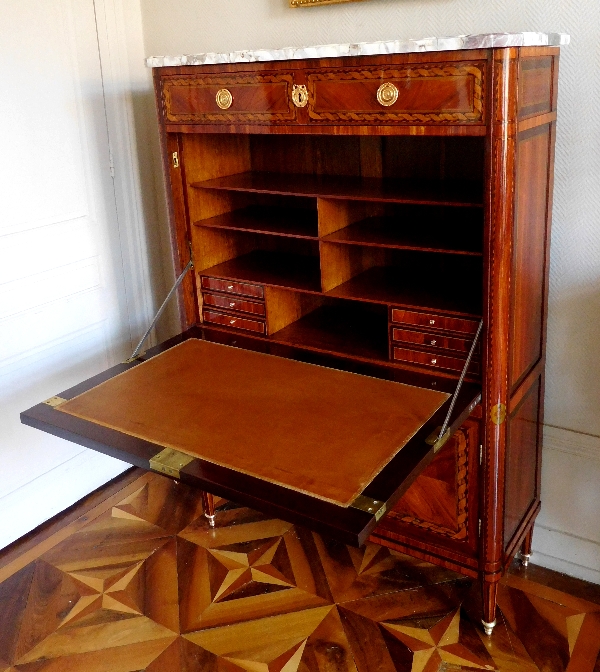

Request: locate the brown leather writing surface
(58, 339), (449, 506)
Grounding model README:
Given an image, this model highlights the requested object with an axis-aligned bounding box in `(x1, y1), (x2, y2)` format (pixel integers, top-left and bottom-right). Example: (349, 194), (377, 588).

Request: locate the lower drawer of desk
(392, 346), (480, 375)
(203, 309), (266, 335)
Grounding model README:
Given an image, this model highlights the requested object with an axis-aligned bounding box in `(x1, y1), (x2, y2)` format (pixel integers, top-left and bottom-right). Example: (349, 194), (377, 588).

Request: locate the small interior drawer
(392, 346), (479, 375)
(391, 308), (479, 335)
(391, 327), (479, 354)
(203, 309), (266, 335)
(203, 292), (266, 316)
(201, 276), (265, 300)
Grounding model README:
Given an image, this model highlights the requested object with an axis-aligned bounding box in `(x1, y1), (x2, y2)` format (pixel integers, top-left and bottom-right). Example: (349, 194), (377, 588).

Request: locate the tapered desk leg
(521, 526), (534, 567)
(201, 491), (216, 527)
(481, 577), (498, 636)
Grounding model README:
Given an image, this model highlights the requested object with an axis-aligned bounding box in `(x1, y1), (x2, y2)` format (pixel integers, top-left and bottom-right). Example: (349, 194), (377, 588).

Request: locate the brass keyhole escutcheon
(216, 88), (233, 110)
(292, 84), (308, 108)
(376, 82), (399, 107)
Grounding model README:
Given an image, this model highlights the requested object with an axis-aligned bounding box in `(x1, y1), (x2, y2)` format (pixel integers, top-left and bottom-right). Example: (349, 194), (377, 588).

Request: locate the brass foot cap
(205, 513), (217, 528)
(482, 618), (496, 636)
(521, 553), (531, 567)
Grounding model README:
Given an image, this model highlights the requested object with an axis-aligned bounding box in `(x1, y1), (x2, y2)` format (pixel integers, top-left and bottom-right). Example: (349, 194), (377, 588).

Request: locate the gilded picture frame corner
(289, 0), (368, 8)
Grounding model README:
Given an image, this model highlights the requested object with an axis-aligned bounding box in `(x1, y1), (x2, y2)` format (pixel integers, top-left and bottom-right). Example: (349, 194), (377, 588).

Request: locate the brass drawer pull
(431, 358), (437, 364)
(292, 84), (308, 108)
(429, 319), (435, 325)
(229, 302), (236, 307)
(230, 318), (237, 325)
(376, 82), (398, 107)
(227, 284), (234, 290)
(430, 339), (437, 345)
(216, 88), (233, 110)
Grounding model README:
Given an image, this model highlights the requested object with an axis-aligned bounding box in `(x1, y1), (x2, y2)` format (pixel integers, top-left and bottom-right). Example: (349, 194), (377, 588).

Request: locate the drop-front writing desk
(22, 35), (565, 633)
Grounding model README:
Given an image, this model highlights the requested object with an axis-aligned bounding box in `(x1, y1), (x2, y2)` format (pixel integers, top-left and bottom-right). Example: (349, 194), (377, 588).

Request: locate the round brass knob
(227, 284), (234, 290)
(376, 82), (399, 107)
(229, 319), (237, 325)
(430, 339), (437, 345)
(429, 319), (435, 325)
(229, 302), (235, 307)
(431, 358), (437, 365)
(216, 88), (233, 110)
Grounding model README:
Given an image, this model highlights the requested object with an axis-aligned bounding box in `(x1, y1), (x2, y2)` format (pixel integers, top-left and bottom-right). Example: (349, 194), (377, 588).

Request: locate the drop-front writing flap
(56, 339), (449, 507)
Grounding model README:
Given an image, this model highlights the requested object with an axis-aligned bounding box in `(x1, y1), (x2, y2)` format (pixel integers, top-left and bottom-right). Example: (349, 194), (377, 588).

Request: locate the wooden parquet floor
(0, 471), (599, 672)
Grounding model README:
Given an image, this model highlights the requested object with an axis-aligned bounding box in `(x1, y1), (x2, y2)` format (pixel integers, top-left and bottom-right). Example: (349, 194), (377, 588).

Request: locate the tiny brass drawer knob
(291, 84), (308, 108)
(430, 339), (437, 345)
(229, 302), (236, 307)
(376, 82), (399, 107)
(431, 358), (437, 364)
(216, 88), (233, 110)
(230, 319), (237, 325)
(227, 284), (234, 290)
(429, 319), (435, 325)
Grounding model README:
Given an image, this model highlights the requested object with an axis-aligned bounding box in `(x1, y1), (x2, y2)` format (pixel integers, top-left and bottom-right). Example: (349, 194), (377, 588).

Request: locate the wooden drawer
(200, 276), (264, 300)
(203, 309), (266, 335)
(203, 292), (266, 317)
(391, 327), (479, 354)
(306, 62), (484, 124)
(162, 73), (297, 124)
(393, 346), (479, 375)
(391, 308), (479, 335)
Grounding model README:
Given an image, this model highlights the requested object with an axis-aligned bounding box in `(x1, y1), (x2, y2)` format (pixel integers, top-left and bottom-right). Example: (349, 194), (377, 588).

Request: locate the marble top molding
(146, 32), (569, 68)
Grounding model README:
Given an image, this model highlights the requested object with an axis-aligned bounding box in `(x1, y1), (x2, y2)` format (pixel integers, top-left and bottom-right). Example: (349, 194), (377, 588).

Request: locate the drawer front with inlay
(203, 292), (266, 316)
(393, 346), (479, 375)
(200, 276), (265, 300)
(391, 327), (479, 354)
(162, 73), (297, 124)
(306, 62), (484, 125)
(391, 309), (479, 335)
(203, 309), (266, 334)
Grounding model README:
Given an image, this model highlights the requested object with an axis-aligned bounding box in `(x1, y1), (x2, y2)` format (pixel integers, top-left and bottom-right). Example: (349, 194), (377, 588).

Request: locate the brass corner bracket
(149, 448), (194, 479)
(43, 396), (67, 408)
(351, 495), (387, 521)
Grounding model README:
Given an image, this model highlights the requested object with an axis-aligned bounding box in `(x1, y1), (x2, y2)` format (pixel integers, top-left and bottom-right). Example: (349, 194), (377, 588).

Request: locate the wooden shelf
(322, 212), (483, 256)
(202, 250), (322, 293)
(194, 205), (318, 240)
(272, 303), (389, 364)
(192, 172), (484, 208)
(326, 266), (482, 316)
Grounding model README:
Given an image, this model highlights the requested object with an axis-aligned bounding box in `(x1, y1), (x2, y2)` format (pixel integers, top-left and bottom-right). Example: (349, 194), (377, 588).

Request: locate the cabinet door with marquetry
(371, 418), (480, 571)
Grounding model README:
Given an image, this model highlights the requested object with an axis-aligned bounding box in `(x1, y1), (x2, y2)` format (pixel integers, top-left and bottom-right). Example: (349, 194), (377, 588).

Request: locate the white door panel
(0, 0), (135, 546)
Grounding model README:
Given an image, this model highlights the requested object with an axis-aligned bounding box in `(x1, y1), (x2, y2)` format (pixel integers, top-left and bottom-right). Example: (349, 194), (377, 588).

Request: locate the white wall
(0, 0), (175, 549)
(139, 0), (600, 582)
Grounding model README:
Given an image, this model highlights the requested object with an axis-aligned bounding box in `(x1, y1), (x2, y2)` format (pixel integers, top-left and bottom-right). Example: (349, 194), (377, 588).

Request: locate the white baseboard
(532, 524), (600, 585)
(0, 449), (129, 550)
(532, 424), (600, 585)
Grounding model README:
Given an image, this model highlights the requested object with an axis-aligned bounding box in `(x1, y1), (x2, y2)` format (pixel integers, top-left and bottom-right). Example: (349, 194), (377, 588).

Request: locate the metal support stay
(125, 257), (193, 363)
(428, 320), (484, 451)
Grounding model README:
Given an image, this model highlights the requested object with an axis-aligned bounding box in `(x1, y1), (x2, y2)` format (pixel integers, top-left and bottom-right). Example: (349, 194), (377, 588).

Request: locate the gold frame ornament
(290, 0), (367, 6)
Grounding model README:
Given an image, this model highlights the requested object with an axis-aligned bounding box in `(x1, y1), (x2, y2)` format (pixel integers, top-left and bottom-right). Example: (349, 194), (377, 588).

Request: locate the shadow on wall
(545, 284), (600, 436)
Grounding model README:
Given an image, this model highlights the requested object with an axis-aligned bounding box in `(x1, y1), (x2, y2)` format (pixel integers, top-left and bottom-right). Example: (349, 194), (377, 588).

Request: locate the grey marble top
(146, 32), (569, 68)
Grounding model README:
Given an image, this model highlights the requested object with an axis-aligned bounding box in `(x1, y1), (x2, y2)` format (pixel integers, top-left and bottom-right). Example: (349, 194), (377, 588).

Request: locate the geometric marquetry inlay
(0, 472), (598, 671)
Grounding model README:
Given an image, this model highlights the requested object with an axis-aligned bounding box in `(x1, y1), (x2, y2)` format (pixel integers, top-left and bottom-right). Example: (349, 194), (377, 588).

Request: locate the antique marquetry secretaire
(22, 32), (568, 634)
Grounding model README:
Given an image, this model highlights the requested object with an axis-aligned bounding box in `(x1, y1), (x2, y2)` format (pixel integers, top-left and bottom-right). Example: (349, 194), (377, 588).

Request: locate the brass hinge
(149, 448), (194, 479)
(425, 426), (451, 453)
(479, 519), (482, 536)
(172, 151), (179, 168)
(480, 444), (483, 465)
(351, 495), (387, 522)
(44, 396), (67, 408)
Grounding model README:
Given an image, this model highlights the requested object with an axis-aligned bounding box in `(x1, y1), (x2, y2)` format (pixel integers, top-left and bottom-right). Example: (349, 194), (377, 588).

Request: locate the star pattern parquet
(0, 472), (599, 671)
